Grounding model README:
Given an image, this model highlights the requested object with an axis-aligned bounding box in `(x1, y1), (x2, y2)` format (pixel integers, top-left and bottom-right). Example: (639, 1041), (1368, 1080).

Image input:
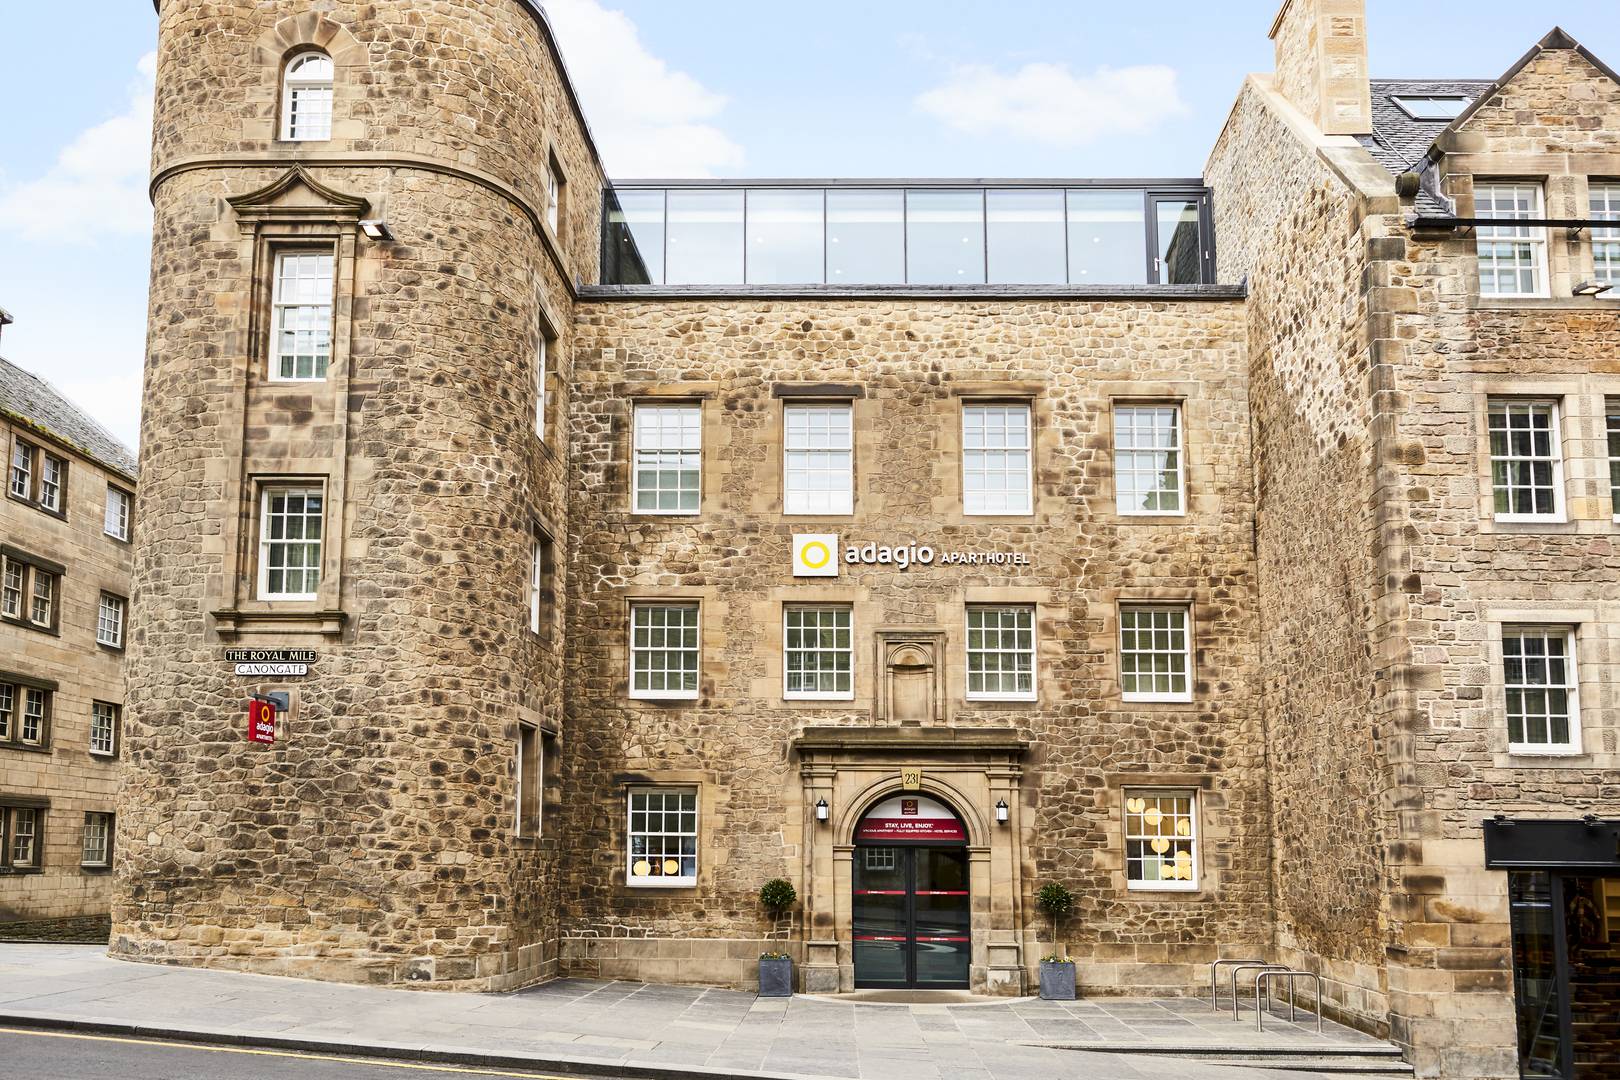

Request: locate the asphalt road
(0, 1028), (613, 1080)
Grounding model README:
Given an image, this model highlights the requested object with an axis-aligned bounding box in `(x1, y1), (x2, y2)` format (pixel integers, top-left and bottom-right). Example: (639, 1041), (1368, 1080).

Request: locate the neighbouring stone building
(0, 315), (138, 932)
(121, 1), (1619, 1076)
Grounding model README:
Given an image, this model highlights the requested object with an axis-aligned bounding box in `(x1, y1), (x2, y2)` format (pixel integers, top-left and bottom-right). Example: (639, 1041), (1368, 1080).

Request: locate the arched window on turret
(281, 52), (334, 142)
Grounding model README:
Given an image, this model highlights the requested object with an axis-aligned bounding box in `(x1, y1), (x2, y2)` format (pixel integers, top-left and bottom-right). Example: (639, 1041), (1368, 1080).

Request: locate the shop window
(1124, 791), (1197, 890)
(627, 787), (697, 887)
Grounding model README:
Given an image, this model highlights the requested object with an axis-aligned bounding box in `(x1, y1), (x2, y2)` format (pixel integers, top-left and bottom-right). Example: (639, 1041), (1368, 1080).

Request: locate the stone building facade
(122, 0), (1618, 1076)
(0, 340), (138, 928)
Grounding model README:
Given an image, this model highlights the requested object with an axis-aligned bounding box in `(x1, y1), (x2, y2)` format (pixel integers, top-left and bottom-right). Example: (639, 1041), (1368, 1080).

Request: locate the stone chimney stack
(1268, 0), (1372, 135)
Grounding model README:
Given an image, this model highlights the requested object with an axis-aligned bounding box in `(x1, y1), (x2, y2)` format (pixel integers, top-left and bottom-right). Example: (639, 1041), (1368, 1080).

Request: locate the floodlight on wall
(1573, 280), (1613, 297)
(815, 798), (829, 823)
(359, 219), (394, 241)
(995, 799), (1009, 825)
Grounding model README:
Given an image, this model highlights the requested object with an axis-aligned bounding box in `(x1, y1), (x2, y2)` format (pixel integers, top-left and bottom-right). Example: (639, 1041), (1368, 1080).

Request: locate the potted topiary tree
(757, 877), (798, 997)
(1035, 882), (1076, 1000)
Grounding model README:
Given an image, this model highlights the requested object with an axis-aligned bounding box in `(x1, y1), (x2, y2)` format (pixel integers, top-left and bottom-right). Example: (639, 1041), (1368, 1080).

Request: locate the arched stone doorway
(852, 794), (970, 988)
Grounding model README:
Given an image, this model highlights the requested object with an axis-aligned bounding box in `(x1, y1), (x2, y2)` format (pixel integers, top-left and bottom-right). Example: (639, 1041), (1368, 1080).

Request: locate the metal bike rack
(1209, 958), (1268, 1011)
(1255, 970), (1323, 1034)
(1229, 963), (1290, 1020)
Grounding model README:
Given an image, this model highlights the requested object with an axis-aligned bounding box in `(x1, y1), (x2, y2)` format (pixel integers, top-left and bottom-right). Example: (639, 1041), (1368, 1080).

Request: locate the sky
(0, 1), (1611, 451)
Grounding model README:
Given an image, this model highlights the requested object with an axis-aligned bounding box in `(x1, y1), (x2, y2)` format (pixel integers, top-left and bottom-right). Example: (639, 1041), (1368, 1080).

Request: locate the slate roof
(0, 355), (138, 480)
(1356, 80), (1495, 177)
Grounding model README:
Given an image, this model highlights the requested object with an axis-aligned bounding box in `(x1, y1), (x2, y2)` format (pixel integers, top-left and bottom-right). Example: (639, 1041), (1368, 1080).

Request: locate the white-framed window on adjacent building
(1502, 625), (1581, 755)
(1475, 181), (1548, 297)
(1591, 182), (1620, 290)
(783, 605), (853, 700)
(81, 812), (113, 869)
(1607, 403), (1620, 520)
(104, 485), (132, 541)
(90, 701), (119, 758)
(626, 787), (697, 887)
(0, 805), (41, 871)
(965, 605), (1036, 701)
(962, 403), (1032, 515)
(1114, 404), (1184, 515)
(38, 453), (64, 514)
(8, 440), (31, 501)
(281, 51), (334, 142)
(0, 554), (58, 633)
(258, 485), (325, 600)
(629, 602), (700, 700)
(8, 440), (67, 516)
(0, 678), (52, 750)
(632, 403), (702, 514)
(1124, 790), (1198, 890)
(269, 251), (335, 381)
(96, 593), (126, 649)
(784, 403), (853, 515)
(516, 722), (542, 838)
(1119, 604), (1193, 702)
(1488, 399), (1563, 521)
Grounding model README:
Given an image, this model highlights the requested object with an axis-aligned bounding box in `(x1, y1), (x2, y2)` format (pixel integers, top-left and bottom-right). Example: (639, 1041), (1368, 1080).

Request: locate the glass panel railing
(603, 184), (1211, 286)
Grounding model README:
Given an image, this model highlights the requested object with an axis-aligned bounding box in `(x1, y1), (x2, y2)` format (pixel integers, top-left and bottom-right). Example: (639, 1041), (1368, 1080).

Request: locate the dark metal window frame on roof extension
(602, 179), (1216, 288)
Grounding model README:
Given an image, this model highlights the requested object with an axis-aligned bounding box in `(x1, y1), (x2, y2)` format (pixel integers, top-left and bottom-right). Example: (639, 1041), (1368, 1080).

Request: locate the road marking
(0, 1027), (583, 1078)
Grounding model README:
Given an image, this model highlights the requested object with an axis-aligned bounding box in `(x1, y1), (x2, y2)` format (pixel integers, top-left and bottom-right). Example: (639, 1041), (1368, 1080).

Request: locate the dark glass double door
(853, 845), (969, 988)
(1511, 872), (1620, 1078)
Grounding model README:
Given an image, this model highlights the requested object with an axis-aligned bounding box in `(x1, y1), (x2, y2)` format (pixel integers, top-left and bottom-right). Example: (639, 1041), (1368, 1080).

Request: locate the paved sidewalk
(0, 945), (1395, 1080)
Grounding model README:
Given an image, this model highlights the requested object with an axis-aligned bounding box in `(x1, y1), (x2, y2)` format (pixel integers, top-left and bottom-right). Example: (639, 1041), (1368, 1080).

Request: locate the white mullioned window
(1114, 404), (1184, 515)
(8, 807), (39, 868)
(258, 486), (325, 600)
(90, 701), (118, 757)
(966, 605), (1036, 700)
(97, 594), (125, 648)
(38, 454), (64, 513)
(1475, 182), (1547, 297)
(1, 559), (21, 619)
(1119, 605), (1193, 702)
(1488, 400), (1563, 520)
(1124, 791), (1198, 890)
(784, 605), (853, 699)
(270, 251), (335, 381)
(29, 571), (54, 627)
(281, 52), (334, 141)
(21, 688), (46, 745)
(1592, 182), (1620, 289)
(1607, 405), (1620, 519)
(9, 441), (31, 499)
(81, 812), (112, 867)
(784, 403), (854, 515)
(629, 603), (700, 700)
(632, 404), (702, 514)
(1503, 625), (1580, 755)
(105, 486), (131, 540)
(627, 787), (697, 887)
(962, 403), (1032, 515)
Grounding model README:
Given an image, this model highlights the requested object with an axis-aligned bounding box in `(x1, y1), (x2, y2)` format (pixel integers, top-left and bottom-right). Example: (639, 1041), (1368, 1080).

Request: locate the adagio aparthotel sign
(791, 534), (1030, 576)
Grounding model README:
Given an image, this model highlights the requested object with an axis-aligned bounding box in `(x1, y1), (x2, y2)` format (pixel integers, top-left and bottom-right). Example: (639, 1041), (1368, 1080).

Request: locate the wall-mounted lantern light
(995, 799), (1009, 824)
(1573, 280), (1613, 297)
(359, 219), (395, 241)
(815, 798), (829, 823)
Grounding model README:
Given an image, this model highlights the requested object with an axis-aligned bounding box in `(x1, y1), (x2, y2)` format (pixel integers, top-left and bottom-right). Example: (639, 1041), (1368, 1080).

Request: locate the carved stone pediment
(228, 165), (369, 228)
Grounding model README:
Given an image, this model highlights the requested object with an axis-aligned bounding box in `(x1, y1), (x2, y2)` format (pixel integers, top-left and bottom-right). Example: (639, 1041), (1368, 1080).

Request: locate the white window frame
(0, 684), (10, 743)
(626, 786), (698, 888)
(628, 602), (701, 701)
(7, 807), (39, 869)
(962, 403), (1033, 516)
(544, 156), (562, 234)
(29, 570), (54, 628)
(38, 453), (64, 513)
(631, 403), (702, 515)
(535, 335), (549, 442)
(1114, 404), (1185, 516)
(1591, 182), (1620, 292)
(8, 440), (31, 500)
(104, 485), (131, 541)
(1475, 181), (1548, 298)
(1124, 790), (1199, 891)
(783, 604), (855, 701)
(1502, 625), (1582, 756)
(268, 251), (335, 383)
(965, 605), (1038, 702)
(257, 485), (325, 601)
(90, 701), (118, 757)
(96, 593), (125, 649)
(783, 403), (854, 516)
(81, 812), (112, 868)
(1, 558), (22, 620)
(20, 687), (47, 746)
(1488, 399), (1565, 522)
(281, 51), (334, 142)
(1118, 604), (1194, 703)
(1607, 405), (1620, 522)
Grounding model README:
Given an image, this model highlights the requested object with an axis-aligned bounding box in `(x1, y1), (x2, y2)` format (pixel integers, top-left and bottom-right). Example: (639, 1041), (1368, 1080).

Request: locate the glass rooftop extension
(601, 181), (1215, 287)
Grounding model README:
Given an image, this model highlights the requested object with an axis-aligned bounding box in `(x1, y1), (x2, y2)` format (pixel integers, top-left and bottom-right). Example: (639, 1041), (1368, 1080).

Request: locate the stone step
(1183, 1054), (1413, 1076)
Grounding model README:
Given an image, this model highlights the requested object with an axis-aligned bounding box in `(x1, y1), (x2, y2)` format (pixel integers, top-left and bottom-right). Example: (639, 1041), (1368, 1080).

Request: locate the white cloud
(916, 61), (1186, 146)
(541, 0), (744, 177)
(0, 52), (156, 243)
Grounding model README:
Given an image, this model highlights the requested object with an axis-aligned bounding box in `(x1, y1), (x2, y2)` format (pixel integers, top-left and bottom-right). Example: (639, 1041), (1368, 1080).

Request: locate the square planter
(1039, 959), (1076, 1000)
(758, 956), (794, 997)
